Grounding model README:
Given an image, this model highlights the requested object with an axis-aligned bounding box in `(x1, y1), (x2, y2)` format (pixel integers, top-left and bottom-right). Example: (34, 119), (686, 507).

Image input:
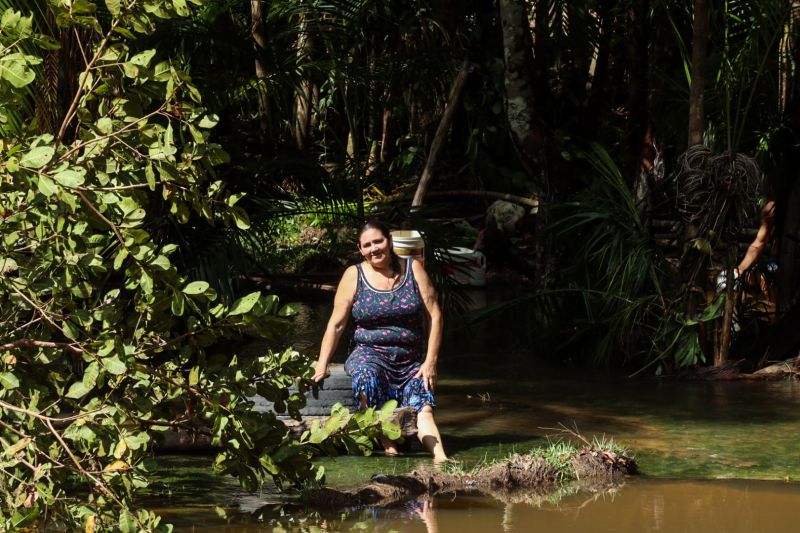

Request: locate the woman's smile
(359, 228), (391, 266)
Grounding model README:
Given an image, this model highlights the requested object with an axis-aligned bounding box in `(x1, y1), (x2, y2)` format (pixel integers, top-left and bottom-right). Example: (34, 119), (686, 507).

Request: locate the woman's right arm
(312, 265), (358, 382)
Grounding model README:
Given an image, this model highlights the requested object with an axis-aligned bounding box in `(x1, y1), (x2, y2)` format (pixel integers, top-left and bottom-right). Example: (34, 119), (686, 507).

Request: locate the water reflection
(159, 479), (800, 532)
(153, 294), (800, 531)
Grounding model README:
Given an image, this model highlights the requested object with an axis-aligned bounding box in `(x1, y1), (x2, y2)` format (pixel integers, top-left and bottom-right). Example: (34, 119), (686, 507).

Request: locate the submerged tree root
(305, 448), (638, 509)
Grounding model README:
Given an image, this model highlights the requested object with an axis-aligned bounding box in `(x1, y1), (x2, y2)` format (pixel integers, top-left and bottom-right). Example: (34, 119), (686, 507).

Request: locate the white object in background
(438, 247), (487, 287)
(391, 230), (425, 264)
(715, 269), (739, 290)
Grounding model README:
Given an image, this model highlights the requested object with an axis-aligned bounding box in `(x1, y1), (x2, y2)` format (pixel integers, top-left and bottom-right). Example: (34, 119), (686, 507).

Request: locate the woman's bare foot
(378, 434), (401, 456)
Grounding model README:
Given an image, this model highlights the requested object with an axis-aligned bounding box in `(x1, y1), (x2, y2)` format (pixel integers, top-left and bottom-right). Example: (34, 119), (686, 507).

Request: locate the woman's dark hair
(358, 219), (401, 275)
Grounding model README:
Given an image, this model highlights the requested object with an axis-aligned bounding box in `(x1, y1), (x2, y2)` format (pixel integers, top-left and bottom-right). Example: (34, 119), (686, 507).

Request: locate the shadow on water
(151, 289), (800, 531)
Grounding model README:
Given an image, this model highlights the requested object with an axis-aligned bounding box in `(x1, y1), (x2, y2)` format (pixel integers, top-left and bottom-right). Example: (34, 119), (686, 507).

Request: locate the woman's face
(358, 228), (391, 267)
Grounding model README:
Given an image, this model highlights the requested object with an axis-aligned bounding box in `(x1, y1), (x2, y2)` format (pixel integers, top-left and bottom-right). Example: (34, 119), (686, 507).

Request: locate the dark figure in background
(737, 200), (776, 274)
(312, 220), (448, 462)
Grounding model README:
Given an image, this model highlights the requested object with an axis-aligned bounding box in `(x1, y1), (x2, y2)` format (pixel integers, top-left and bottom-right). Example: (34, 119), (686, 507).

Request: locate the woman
(312, 220), (448, 462)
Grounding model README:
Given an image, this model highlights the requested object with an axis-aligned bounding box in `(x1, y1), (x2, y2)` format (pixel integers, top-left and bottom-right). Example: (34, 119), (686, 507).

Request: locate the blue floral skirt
(345, 347), (435, 412)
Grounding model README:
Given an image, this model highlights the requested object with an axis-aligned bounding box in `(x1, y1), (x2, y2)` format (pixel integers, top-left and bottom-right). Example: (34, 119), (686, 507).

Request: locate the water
(153, 292), (800, 531)
(155, 478), (800, 532)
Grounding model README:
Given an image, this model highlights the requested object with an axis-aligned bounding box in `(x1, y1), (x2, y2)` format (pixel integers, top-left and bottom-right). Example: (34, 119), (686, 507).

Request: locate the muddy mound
(306, 446), (637, 509)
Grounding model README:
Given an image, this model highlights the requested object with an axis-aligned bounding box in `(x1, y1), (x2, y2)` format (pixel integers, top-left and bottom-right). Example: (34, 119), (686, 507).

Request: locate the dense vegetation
(2, 0), (800, 530)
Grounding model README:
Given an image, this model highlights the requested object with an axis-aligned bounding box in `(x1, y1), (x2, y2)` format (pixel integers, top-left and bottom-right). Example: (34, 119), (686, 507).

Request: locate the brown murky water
(154, 293), (800, 531)
(156, 479), (800, 532)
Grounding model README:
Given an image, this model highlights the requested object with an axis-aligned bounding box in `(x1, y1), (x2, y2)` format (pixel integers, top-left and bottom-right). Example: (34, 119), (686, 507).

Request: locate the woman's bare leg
(416, 406), (448, 462)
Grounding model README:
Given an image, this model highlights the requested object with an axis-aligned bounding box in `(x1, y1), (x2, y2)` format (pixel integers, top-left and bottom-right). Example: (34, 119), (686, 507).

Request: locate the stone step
(252, 364), (357, 418)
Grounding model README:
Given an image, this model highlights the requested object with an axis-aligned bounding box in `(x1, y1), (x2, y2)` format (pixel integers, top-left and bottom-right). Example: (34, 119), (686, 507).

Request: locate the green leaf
(230, 206), (250, 230)
(258, 294), (279, 315)
(197, 114), (219, 128)
(145, 163), (156, 190)
(691, 238), (712, 255)
(140, 271), (153, 294)
(172, 0), (190, 16)
(229, 291), (260, 316)
(118, 511), (136, 533)
(122, 62), (139, 78)
(381, 421), (401, 441)
(153, 60), (171, 81)
(123, 432), (149, 450)
(188, 366), (199, 386)
(0, 257), (18, 274)
(0, 371), (20, 390)
(3, 437), (31, 457)
(171, 292), (184, 316)
(82, 362), (99, 388)
(102, 355), (126, 375)
(96, 117), (113, 134)
(65, 381), (92, 399)
(277, 302), (301, 317)
(378, 399), (397, 419)
(698, 294), (727, 322)
(71, 0), (96, 14)
(9, 506), (40, 528)
(0, 53), (38, 88)
(63, 320), (81, 340)
(182, 281), (209, 295)
(105, 0), (121, 16)
(149, 255), (171, 271)
(52, 169), (86, 187)
(113, 248), (128, 270)
(20, 146), (55, 168)
(225, 192), (246, 207)
(130, 49), (156, 67)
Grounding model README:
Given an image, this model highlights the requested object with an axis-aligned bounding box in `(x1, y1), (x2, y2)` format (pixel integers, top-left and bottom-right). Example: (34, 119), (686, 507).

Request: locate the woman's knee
(417, 405), (434, 417)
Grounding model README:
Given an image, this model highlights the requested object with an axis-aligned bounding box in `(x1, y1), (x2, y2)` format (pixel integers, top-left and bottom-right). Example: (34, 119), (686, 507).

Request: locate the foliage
(549, 144), (732, 371)
(0, 6), (52, 134)
(0, 2), (395, 531)
(674, 145), (761, 244)
(534, 439), (578, 481)
(549, 144), (663, 365)
(239, 197), (360, 275)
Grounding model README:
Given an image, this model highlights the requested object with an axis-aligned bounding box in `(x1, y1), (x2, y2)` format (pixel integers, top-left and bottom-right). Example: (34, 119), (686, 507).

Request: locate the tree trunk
(498, 0), (543, 169)
(566, 0), (593, 110)
(586, 0), (614, 136)
(687, 0), (710, 146)
(294, 10), (313, 151)
(623, 0), (649, 185)
(251, 0), (272, 150)
(778, 178), (800, 312)
(776, 2), (800, 313)
(532, 0), (550, 112)
(379, 94), (395, 164)
(716, 249), (737, 366)
(411, 66), (472, 207)
(365, 41), (380, 175)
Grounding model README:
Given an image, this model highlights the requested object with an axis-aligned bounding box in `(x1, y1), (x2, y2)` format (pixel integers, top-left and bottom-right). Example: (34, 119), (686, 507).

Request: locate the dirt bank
(306, 447), (637, 509)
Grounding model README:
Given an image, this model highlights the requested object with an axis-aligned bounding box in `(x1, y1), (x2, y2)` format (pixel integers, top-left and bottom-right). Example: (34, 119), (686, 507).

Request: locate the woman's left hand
(414, 361), (438, 392)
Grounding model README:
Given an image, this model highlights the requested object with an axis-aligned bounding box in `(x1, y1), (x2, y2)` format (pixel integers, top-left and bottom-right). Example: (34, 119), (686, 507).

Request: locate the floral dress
(344, 258), (436, 412)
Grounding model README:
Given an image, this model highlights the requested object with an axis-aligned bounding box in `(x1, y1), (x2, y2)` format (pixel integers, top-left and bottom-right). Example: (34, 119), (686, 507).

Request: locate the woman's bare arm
(412, 260), (443, 390)
(313, 265), (358, 381)
(737, 200), (775, 273)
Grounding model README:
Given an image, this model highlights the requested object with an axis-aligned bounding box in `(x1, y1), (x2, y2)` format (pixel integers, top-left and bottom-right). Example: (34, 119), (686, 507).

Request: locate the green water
(310, 377), (800, 486)
(152, 294), (800, 530)
(150, 376), (800, 531)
